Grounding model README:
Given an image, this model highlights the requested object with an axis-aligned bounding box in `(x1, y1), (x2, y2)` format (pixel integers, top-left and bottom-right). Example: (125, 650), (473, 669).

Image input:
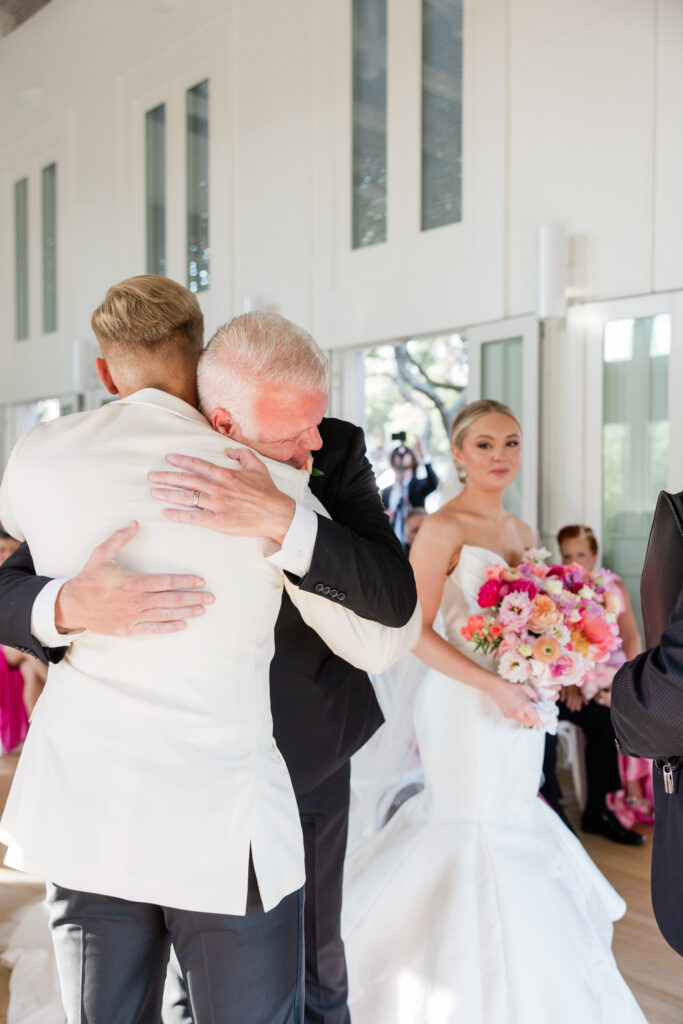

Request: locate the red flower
(478, 579), (502, 608)
(508, 579), (539, 599)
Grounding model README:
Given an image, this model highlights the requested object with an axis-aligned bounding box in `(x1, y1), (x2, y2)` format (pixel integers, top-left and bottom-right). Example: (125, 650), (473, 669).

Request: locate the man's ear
(95, 358), (120, 396)
(211, 408), (238, 438)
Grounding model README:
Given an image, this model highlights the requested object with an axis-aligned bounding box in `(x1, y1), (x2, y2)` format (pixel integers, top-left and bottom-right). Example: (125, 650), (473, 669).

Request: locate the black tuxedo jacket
(611, 490), (683, 956)
(0, 417), (416, 796)
(381, 462), (438, 511)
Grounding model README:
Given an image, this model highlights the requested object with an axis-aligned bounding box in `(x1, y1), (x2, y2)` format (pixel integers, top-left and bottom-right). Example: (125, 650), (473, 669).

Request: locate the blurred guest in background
(381, 439), (438, 546)
(0, 531), (34, 751)
(404, 508), (428, 553)
(541, 524), (645, 844)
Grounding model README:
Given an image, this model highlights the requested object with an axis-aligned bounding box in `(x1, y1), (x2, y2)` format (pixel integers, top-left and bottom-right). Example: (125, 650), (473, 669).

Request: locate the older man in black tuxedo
(0, 323), (416, 1024)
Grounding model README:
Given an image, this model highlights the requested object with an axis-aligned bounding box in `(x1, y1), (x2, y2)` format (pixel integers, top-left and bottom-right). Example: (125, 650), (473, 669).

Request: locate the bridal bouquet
(460, 548), (622, 732)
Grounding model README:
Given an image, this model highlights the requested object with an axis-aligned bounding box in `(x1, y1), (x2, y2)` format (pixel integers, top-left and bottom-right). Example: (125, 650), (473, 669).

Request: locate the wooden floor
(560, 773), (683, 1024)
(0, 756), (681, 1022)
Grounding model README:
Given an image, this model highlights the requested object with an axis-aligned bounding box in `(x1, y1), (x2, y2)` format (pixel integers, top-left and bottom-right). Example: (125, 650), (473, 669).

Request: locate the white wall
(0, 0), (681, 406)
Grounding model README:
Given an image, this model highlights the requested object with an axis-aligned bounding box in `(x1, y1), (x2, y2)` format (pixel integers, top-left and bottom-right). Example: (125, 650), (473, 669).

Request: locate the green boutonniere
(310, 467), (324, 477)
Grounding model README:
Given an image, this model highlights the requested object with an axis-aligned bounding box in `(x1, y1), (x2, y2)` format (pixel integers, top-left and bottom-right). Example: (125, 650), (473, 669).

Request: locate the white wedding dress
(342, 545), (647, 1024)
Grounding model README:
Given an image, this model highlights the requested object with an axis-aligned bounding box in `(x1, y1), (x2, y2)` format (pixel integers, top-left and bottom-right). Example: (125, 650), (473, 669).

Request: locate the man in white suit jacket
(0, 276), (418, 1024)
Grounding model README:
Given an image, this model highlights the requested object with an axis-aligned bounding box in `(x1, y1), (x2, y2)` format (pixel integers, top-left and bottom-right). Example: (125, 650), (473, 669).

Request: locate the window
(186, 80), (210, 293)
(351, 0), (387, 248)
(421, 0), (463, 231)
(14, 178), (29, 341)
(602, 315), (670, 625)
(146, 104), (166, 276)
(42, 162), (58, 332)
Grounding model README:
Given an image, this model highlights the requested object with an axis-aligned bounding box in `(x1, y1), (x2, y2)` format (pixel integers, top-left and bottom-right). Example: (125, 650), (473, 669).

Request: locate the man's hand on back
(148, 449), (296, 546)
(55, 521), (214, 636)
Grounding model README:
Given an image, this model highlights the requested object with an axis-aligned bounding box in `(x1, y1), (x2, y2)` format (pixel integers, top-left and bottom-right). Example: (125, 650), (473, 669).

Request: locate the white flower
(543, 579), (563, 595)
(578, 585), (595, 600)
(546, 623), (571, 645)
(523, 547), (552, 564)
(498, 649), (531, 684)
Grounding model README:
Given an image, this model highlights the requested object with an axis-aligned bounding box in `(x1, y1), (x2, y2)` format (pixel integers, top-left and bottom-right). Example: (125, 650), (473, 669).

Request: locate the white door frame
(467, 314), (540, 531)
(573, 290), (683, 537)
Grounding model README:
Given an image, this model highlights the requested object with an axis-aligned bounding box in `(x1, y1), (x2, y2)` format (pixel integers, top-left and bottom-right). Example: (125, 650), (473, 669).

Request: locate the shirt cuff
(266, 504), (318, 578)
(31, 577), (84, 648)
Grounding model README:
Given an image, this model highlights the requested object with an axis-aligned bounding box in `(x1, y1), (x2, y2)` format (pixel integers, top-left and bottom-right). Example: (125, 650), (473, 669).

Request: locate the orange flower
(532, 635), (561, 664)
(570, 629), (591, 656)
(528, 594), (563, 633)
(581, 614), (617, 659)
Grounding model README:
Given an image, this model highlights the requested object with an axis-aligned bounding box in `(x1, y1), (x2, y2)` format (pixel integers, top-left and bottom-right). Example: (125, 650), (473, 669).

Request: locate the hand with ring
(149, 449), (297, 544)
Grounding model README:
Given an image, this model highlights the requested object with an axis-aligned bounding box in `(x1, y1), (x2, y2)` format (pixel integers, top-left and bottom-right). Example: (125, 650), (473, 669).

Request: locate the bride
(342, 399), (647, 1023)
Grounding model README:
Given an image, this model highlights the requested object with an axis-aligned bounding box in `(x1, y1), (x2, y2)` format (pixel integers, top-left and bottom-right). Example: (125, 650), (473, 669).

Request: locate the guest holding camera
(381, 438), (438, 546)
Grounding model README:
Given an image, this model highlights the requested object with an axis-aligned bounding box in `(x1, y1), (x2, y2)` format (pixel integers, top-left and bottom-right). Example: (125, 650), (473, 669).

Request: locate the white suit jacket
(0, 389), (419, 914)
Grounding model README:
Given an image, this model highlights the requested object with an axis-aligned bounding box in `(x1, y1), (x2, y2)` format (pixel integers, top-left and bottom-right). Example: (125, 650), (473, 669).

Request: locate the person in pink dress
(0, 530), (31, 752)
(557, 524), (652, 824)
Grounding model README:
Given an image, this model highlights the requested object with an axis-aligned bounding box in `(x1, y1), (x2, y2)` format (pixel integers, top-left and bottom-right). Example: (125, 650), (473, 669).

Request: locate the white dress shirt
(0, 389), (420, 914)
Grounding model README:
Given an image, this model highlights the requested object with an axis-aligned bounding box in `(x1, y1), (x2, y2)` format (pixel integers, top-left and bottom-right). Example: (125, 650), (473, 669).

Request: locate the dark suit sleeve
(0, 542), (66, 665)
(611, 581), (683, 758)
(408, 462), (438, 507)
(293, 425), (417, 628)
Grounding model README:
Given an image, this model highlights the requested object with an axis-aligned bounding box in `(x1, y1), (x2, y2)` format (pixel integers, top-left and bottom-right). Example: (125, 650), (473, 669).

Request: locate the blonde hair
(91, 275), (204, 364)
(450, 399), (521, 483)
(197, 312), (329, 435)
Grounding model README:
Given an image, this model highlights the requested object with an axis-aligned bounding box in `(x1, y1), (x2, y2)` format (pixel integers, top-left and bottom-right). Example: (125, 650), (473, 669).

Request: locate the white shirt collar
(117, 388), (209, 428)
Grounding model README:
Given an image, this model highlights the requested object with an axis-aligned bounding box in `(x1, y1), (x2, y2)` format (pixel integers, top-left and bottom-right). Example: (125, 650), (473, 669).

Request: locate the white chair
(556, 720), (588, 812)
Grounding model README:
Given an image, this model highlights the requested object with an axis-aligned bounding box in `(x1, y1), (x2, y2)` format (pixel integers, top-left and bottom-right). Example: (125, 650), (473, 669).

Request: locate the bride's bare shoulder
(509, 516), (536, 552)
(410, 500), (465, 568)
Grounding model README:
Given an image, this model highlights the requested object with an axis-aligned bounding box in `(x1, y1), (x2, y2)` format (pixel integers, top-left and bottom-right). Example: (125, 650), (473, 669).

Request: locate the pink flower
(478, 578), (502, 608)
(498, 592), (533, 629)
(581, 614), (620, 660)
(502, 629), (523, 649)
(550, 651), (586, 686)
(485, 565), (506, 581)
(508, 578), (539, 599)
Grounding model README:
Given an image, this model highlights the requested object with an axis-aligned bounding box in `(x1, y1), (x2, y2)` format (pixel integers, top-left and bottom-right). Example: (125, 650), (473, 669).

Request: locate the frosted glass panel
(14, 178), (28, 341)
(146, 104), (166, 276)
(481, 337), (523, 518)
(352, 0), (387, 248)
(42, 163), (58, 333)
(421, 0), (463, 231)
(187, 80), (210, 293)
(602, 315), (670, 627)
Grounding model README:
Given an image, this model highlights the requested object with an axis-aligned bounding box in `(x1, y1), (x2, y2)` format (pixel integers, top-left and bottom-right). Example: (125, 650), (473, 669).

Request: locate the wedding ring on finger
(192, 490), (201, 507)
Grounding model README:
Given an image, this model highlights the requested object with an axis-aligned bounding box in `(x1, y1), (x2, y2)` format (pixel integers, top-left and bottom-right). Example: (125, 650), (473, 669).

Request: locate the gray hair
(197, 311), (329, 436)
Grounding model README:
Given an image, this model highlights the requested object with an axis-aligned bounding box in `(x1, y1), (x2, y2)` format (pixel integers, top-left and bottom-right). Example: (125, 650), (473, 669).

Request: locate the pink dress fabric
(601, 578), (654, 824)
(0, 650), (28, 754)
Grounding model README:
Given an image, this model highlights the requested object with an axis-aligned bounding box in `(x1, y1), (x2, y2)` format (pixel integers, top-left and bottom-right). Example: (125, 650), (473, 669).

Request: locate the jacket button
(315, 583), (324, 593)
(330, 589), (338, 598)
(338, 592), (346, 602)
(322, 586), (331, 596)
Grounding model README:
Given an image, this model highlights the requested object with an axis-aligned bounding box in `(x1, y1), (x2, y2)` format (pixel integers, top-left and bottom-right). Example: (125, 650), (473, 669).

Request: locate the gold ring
(192, 490), (200, 507)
